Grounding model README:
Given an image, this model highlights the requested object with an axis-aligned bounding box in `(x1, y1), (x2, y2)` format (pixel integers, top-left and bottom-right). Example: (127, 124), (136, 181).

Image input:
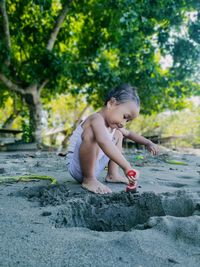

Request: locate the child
(66, 84), (159, 194)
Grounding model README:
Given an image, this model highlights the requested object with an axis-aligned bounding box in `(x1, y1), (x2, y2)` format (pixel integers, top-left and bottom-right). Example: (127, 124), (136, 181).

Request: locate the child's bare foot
(105, 173), (129, 184)
(82, 178), (112, 194)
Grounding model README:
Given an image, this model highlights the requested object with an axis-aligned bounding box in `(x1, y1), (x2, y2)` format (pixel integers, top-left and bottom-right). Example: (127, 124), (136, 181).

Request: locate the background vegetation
(0, 0), (199, 148)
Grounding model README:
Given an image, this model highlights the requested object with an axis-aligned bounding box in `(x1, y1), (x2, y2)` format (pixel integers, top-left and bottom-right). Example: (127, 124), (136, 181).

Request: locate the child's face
(106, 99), (140, 129)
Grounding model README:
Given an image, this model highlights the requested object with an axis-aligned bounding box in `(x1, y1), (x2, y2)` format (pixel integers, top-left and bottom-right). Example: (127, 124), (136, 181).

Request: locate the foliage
(129, 98), (200, 147)
(0, 0), (200, 144)
(1, 1), (199, 108)
(44, 92), (90, 129)
(0, 97), (13, 126)
(61, 0), (200, 113)
(21, 118), (32, 142)
(43, 92), (90, 146)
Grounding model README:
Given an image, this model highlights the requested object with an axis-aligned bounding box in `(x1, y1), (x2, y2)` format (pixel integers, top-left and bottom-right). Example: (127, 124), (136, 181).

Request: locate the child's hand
(146, 141), (159, 155)
(124, 168), (139, 184)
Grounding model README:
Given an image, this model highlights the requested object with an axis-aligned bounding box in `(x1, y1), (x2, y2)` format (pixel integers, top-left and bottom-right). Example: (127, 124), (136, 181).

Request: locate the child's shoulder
(82, 113), (104, 129)
(86, 113), (104, 123)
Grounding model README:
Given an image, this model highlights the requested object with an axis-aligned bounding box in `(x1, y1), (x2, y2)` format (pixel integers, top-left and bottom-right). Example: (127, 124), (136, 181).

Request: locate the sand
(0, 148), (200, 267)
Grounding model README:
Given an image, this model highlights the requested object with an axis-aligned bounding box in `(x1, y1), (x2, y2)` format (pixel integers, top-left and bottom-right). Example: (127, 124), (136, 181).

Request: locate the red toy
(126, 170), (137, 193)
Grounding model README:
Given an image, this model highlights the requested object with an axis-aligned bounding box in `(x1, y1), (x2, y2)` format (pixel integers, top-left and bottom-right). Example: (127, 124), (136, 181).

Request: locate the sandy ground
(0, 147), (200, 267)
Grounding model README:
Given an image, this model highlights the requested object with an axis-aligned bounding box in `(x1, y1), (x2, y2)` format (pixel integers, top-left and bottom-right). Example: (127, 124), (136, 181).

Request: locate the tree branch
(39, 2), (72, 92)
(0, 73), (25, 94)
(0, 0), (11, 65)
(38, 79), (49, 93)
(46, 1), (72, 51)
(2, 111), (20, 128)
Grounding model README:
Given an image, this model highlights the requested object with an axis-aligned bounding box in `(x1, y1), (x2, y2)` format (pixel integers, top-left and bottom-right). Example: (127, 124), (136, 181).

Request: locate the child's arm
(119, 128), (159, 155)
(90, 116), (139, 182)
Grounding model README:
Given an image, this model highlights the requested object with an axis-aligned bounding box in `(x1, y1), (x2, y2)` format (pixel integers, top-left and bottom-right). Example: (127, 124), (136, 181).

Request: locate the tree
(67, 0), (200, 112)
(0, 0), (72, 145)
(0, 0), (199, 145)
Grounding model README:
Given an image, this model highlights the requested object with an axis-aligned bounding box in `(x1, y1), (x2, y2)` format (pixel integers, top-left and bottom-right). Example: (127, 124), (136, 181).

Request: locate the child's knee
(81, 128), (99, 156)
(81, 127), (95, 144)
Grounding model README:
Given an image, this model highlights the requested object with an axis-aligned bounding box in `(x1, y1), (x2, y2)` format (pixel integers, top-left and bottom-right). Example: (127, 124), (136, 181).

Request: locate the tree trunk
(23, 87), (43, 146)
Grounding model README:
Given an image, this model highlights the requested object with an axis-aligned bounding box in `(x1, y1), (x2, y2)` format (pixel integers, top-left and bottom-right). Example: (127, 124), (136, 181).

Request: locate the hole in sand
(54, 192), (165, 231)
(21, 186), (197, 232)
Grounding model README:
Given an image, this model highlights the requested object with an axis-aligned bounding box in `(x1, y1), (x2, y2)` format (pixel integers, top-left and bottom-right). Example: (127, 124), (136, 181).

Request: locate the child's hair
(104, 84), (140, 106)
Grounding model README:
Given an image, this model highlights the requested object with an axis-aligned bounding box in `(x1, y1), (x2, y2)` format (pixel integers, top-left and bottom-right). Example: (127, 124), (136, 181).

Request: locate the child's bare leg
(79, 127), (112, 194)
(105, 130), (129, 184)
